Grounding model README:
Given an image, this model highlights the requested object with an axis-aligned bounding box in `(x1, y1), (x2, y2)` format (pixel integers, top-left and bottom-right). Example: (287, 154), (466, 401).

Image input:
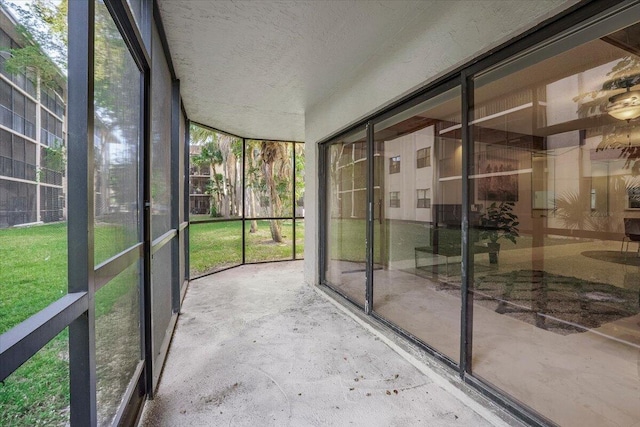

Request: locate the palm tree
(245, 140), (262, 233)
(190, 126), (224, 217)
(260, 141), (291, 242)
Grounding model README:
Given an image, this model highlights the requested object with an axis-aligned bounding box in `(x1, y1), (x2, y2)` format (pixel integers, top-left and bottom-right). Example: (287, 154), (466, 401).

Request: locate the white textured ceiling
(156, 0), (432, 141)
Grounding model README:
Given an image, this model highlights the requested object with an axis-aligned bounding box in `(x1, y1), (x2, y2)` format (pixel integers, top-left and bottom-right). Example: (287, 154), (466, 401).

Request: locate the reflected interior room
(323, 18), (640, 427)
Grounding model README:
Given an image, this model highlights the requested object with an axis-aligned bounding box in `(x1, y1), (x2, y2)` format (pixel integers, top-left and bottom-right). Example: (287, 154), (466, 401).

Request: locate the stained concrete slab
(138, 261), (517, 427)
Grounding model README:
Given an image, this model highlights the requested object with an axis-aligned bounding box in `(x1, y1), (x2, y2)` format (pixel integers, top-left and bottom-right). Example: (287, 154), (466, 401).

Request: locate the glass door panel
(372, 88), (462, 363)
(470, 19), (640, 426)
(325, 131), (367, 306)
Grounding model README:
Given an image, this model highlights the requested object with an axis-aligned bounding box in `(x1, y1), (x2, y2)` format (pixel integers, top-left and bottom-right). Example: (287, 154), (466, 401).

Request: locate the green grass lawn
(0, 223), (141, 426)
(327, 218), (381, 262)
(0, 223), (69, 334)
(0, 329), (70, 427)
(189, 219), (304, 276)
(0, 223), (71, 426)
(1, 219), (306, 425)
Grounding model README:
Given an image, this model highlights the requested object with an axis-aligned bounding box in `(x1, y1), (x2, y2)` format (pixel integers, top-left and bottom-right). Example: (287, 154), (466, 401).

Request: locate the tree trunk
(269, 219), (282, 242)
(264, 161), (283, 242)
(211, 166), (222, 217)
(222, 161), (229, 217)
(249, 190), (258, 233)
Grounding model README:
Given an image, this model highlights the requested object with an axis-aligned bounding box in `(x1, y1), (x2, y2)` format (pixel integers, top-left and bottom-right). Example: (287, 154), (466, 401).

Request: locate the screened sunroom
(1, 1), (639, 426)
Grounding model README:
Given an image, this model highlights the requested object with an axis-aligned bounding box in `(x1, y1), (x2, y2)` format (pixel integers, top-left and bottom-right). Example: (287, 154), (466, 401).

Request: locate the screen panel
(0, 329), (69, 426)
(95, 262), (141, 426)
(94, 0), (141, 266)
(151, 24), (172, 239)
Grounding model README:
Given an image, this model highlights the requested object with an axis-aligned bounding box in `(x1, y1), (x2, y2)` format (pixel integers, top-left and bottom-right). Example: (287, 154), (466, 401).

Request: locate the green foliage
(31, 0), (67, 46)
(93, 1), (130, 122)
(42, 144), (66, 173)
(190, 124), (244, 218)
(1, 0), (67, 84)
(479, 202), (519, 244)
(3, 44), (61, 89)
(554, 192), (588, 231)
(294, 144), (305, 205)
(189, 127), (302, 241)
(554, 191), (624, 233)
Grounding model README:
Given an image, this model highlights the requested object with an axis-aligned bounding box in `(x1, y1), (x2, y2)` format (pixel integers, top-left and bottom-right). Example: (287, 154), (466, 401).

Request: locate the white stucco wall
(303, 0), (578, 285)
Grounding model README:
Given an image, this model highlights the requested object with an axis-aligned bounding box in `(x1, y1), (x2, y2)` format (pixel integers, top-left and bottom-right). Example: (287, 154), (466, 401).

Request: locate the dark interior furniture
(414, 204), (489, 274)
(621, 218), (640, 257)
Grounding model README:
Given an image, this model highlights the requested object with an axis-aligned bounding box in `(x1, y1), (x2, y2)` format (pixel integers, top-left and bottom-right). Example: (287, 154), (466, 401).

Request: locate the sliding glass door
(320, 3), (640, 425)
(371, 88), (462, 363)
(324, 129), (368, 306)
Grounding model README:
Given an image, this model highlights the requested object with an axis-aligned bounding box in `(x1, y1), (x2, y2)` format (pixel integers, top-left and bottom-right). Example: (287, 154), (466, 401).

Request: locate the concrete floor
(138, 261), (516, 427)
(329, 238), (640, 427)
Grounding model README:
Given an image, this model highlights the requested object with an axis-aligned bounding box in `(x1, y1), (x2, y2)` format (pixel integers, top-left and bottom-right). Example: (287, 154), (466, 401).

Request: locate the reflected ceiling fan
(602, 75), (640, 121)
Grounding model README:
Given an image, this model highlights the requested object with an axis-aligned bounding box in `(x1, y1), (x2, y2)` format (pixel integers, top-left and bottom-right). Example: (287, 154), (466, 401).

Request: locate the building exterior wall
(304, 0), (577, 285)
(188, 144), (212, 216)
(310, 2), (640, 425)
(383, 127), (434, 222)
(0, 9), (66, 228)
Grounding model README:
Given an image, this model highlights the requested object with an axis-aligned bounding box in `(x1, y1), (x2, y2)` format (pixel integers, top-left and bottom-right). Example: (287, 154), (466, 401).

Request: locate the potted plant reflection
(479, 201), (520, 264)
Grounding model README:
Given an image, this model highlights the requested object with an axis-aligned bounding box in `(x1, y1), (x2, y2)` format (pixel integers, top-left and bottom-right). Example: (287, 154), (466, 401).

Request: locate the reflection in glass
(189, 125), (242, 221)
(372, 88), (462, 363)
(0, 329), (69, 426)
(94, 0), (140, 265)
(189, 220), (242, 276)
(96, 263), (140, 426)
(126, 0), (143, 30)
(470, 20), (640, 426)
(324, 133), (367, 305)
(151, 25), (171, 238)
(245, 219), (293, 263)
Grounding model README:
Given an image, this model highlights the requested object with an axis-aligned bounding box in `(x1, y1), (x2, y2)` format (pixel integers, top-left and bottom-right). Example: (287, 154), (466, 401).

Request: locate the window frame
(416, 147), (431, 168)
(389, 155), (400, 174)
(389, 191), (400, 208)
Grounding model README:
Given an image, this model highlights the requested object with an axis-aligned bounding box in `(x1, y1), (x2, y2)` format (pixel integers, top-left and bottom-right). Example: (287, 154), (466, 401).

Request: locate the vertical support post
(134, 0), (154, 400)
(241, 138), (246, 265)
(141, 51), (154, 400)
(460, 71), (474, 377)
(136, 71), (146, 380)
(35, 75), (42, 222)
(67, 0), (96, 425)
(318, 142), (326, 285)
(365, 123), (374, 314)
(184, 120), (190, 280)
(170, 79), (180, 313)
(292, 143), (297, 260)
